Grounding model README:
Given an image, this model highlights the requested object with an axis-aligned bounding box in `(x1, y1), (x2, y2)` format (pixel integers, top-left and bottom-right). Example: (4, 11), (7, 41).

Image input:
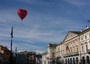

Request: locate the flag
(10, 27), (13, 38)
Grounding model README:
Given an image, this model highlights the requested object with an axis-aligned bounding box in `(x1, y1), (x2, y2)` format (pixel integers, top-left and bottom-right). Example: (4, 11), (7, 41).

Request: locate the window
(89, 34), (90, 37)
(73, 46), (75, 51)
(77, 47), (78, 52)
(86, 56), (89, 63)
(86, 45), (88, 51)
(85, 36), (87, 39)
(70, 47), (72, 52)
(81, 37), (83, 40)
(85, 42), (87, 44)
(73, 58), (75, 64)
(52, 52), (54, 57)
(82, 45), (84, 52)
(76, 57), (78, 64)
(65, 59), (67, 64)
(82, 57), (85, 63)
(58, 48), (59, 51)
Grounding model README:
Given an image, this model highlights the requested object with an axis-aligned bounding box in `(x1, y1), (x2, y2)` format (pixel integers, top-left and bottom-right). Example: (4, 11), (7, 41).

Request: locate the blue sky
(0, 0), (90, 52)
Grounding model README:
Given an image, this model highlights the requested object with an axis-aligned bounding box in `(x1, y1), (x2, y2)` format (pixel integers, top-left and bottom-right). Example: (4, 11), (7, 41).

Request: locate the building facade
(64, 31), (81, 64)
(16, 51), (36, 64)
(0, 45), (11, 64)
(55, 42), (63, 64)
(79, 28), (90, 64)
(36, 54), (42, 64)
(42, 27), (90, 64)
(42, 52), (49, 64)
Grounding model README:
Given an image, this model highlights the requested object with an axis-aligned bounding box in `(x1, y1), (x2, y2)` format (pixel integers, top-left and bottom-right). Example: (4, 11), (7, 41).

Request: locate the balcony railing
(64, 52), (79, 57)
(87, 49), (90, 54)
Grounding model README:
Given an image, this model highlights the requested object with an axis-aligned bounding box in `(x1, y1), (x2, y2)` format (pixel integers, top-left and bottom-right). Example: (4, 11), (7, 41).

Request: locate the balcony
(64, 52), (79, 57)
(87, 49), (90, 54)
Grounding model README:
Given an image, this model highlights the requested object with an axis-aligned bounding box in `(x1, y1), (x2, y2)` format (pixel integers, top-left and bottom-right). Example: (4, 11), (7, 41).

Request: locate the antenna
(15, 46), (17, 53)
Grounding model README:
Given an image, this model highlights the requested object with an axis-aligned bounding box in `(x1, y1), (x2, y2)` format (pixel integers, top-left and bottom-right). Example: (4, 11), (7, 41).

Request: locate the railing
(64, 52), (79, 57)
(87, 49), (90, 54)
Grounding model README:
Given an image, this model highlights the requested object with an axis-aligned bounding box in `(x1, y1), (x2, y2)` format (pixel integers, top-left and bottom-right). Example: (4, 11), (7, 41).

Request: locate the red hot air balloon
(17, 9), (27, 20)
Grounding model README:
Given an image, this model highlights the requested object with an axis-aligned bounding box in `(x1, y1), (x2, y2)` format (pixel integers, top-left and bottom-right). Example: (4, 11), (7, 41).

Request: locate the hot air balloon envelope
(17, 9), (27, 20)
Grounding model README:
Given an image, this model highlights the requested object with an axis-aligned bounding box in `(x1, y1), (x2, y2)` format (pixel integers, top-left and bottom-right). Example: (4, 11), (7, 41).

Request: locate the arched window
(65, 59), (67, 64)
(82, 56), (85, 64)
(68, 58), (69, 64)
(70, 58), (72, 64)
(86, 56), (89, 63)
(76, 57), (78, 64)
(73, 58), (75, 64)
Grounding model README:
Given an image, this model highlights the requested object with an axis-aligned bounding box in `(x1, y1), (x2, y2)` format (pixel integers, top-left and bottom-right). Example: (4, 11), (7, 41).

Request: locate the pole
(10, 27), (13, 52)
(10, 27), (13, 64)
(10, 38), (13, 64)
(11, 38), (12, 53)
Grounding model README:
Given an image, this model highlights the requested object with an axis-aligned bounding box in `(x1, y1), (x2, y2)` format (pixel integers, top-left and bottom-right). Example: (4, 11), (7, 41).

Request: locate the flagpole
(10, 27), (13, 52)
(10, 27), (13, 64)
(11, 37), (12, 53)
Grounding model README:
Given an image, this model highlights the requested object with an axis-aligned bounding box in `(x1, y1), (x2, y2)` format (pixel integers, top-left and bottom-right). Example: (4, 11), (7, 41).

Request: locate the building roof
(57, 42), (63, 46)
(0, 45), (9, 50)
(47, 27), (90, 47)
(69, 27), (90, 35)
(48, 43), (58, 47)
(70, 31), (81, 34)
(80, 27), (90, 35)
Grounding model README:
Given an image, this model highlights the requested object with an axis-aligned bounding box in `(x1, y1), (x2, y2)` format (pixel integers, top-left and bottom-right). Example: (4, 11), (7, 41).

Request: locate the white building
(42, 27), (90, 64)
(42, 52), (49, 64)
(79, 27), (90, 64)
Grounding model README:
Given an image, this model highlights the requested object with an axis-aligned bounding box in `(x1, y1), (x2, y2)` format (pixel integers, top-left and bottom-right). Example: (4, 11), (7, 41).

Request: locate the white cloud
(64, 0), (90, 6)
(35, 50), (45, 54)
(0, 0), (88, 51)
(0, 11), (83, 44)
(17, 43), (44, 51)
